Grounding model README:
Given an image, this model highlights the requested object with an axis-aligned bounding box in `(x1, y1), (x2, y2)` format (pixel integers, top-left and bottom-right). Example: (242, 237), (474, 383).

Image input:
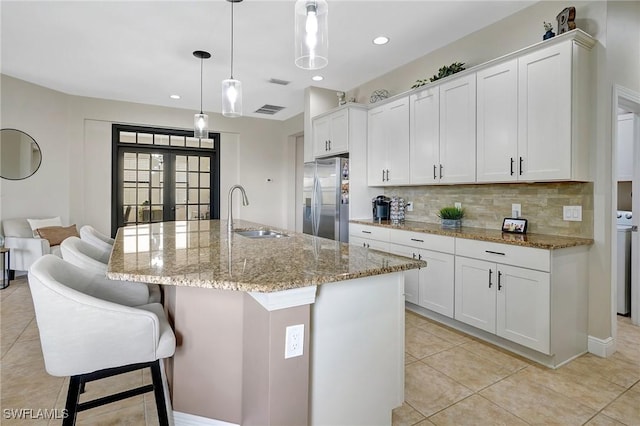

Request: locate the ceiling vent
(254, 104), (285, 115)
(269, 78), (291, 86)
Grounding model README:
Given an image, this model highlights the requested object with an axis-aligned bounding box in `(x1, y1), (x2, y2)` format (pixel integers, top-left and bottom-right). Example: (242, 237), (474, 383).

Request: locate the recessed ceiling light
(373, 36), (389, 45)
(170, 94), (181, 100)
(312, 75), (324, 81)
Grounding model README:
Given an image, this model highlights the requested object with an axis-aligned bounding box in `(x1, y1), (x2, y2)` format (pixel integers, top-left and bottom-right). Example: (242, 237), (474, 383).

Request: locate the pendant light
(294, 0), (328, 70)
(193, 50), (211, 138)
(222, 0), (242, 118)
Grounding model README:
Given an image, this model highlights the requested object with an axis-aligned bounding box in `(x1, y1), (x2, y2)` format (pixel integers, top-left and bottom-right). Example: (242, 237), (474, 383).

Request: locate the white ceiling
(1, 1), (535, 121)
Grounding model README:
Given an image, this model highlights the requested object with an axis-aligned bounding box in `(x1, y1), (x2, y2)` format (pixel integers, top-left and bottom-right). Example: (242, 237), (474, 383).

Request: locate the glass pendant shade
(194, 113), (208, 138)
(222, 79), (242, 118)
(294, 0), (328, 70)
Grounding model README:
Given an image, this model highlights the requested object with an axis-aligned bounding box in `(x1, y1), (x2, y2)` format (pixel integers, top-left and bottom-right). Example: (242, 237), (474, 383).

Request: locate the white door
(388, 243), (420, 305)
(632, 112), (640, 326)
(419, 249), (455, 318)
(496, 265), (551, 353)
(385, 97), (411, 185)
(313, 115), (331, 158)
(367, 106), (387, 186)
(410, 87), (440, 184)
(454, 257), (496, 333)
(328, 109), (349, 154)
(439, 73), (477, 184)
(477, 59), (519, 182)
(518, 41), (572, 180)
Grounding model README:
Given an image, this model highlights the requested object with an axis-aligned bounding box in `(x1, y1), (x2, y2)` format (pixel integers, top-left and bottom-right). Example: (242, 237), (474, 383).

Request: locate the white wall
(1, 74), (303, 236)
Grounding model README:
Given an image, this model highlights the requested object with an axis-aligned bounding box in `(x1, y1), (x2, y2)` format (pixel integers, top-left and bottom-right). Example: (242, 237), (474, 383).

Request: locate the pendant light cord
(230, 0), (234, 79)
(199, 56), (204, 114)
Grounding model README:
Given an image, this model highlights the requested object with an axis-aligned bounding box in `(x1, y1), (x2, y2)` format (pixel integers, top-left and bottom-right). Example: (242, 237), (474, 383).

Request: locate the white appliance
(617, 211), (633, 315)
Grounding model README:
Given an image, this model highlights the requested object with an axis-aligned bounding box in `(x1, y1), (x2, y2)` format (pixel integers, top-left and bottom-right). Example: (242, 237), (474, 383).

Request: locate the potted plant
(438, 206), (465, 229)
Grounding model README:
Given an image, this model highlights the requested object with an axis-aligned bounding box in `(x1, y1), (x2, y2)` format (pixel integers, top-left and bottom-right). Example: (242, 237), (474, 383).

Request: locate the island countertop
(107, 219), (425, 292)
(351, 219), (594, 250)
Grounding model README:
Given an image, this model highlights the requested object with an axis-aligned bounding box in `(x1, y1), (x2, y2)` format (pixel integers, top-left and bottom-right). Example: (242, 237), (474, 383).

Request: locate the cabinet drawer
(455, 238), (549, 272)
(388, 229), (454, 253)
(350, 235), (389, 252)
(349, 224), (390, 242)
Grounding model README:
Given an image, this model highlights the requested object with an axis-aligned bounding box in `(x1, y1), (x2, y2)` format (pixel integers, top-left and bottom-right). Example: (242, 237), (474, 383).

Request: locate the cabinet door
(313, 115), (331, 158)
(439, 74), (477, 184)
(496, 265), (550, 354)
(476, 60), (519, 183)
(518, 42), (572, 180)
(328, 109), (349, 154)
(367, 106), (387, 186)
(410, 87), (440, 184)
(454, 257), (495, 333)
(617, 113), (635, 181)
(419, 249), (454, 318)
(388, 243), (420, 305)
(385, 97), (410, 185)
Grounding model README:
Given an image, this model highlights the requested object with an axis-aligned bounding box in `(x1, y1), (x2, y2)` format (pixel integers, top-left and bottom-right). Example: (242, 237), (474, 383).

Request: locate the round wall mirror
(0, 129), (42, 180)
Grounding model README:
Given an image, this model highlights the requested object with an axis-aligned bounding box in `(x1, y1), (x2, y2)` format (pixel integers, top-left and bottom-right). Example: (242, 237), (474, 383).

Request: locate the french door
(111, 125), (220, 236)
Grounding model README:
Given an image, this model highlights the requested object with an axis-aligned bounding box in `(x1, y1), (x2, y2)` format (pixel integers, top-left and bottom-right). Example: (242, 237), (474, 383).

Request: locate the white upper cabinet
(517, 38), (592, 181)
(476, 59), (519, 182)
(409, 87), (440, 184)
(367, 97), (410, 186)
(617, 112), (635, 181)
(312, 108), (349, 158)
(409, 73), (476, 185)
(439, 73), (477, 184)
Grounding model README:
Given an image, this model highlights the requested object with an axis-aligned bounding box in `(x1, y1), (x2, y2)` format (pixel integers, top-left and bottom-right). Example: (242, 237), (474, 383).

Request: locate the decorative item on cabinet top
(543, 21), (555, 40)
(369, 89), (389, 103)
(411, 62), (466, 88)
(556, 6), (576, 35)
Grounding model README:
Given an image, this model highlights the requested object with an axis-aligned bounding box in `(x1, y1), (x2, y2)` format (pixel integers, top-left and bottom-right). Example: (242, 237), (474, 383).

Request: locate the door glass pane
(139, 133), (153, 145)
(188, 156), (199, 169)
(188, 172), (199, 187)
(176, 188), (187, 204)
(175, 205), (187, 221)
(201, 138), (213, 149)
(186, 137), (200, 148)
(200, 189), (210, 203)
(151, 188), (162, 204)
(124, 187), (136, 204)
(200, 157), (210, 171)
(176, 156), (187, 171)
(170, 135), (185, 147)
(155, 135), (169, 146)
(120, 132), (136, 143)
(188, 189), (199, 203)
(200, 173), (210, 188)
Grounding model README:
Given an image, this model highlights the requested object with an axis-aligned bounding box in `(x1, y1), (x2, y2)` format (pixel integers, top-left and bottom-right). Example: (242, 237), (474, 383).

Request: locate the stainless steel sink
(235, 229), (288, 239)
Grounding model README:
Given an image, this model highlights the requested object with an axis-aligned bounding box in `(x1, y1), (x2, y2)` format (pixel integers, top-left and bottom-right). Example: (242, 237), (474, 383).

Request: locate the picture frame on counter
(502, 217), (528, 234)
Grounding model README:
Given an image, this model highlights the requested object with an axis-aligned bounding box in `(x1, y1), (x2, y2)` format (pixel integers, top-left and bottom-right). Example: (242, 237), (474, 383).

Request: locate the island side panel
(310, 272), (405, 425)
(242, 294), (311, 426)
(167, 286), (244, 424)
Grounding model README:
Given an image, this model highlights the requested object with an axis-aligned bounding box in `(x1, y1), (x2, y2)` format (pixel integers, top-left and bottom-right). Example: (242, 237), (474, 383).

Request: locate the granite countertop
(107, 220), (425, 292)
(350, 219), (594, 250)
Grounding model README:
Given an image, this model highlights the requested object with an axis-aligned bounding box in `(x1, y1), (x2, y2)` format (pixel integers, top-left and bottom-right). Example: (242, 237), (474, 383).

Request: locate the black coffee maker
(372, 196), (391, 221)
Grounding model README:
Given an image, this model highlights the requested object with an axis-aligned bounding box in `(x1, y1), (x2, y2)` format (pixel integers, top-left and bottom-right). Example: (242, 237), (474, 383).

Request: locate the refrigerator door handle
(310, 176), (317, 235)
(313, 177), (322, 236)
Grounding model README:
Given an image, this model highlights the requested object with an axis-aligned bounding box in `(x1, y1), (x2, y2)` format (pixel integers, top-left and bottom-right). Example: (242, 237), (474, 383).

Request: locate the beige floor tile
(144, 393), (161, 425)
(1, 365), (66, 417)
(602, 387), (640, 425)
(428, 394), (527, 426)
(404, 362), (473, 418)
(415, 321), (472, 346)
(519, 363), (627, 411)
(405, 352), (418, 365)
(406, 311), (432, 328)
(584, 413), (628, 425)
(0, 281), (19, 300)
(458, 340), (529, 373)
(563, 353), (640, 389)
(3, 338), (46, 368)
(479, 372), (596, 425)
(423, 346), (512, 392)
(405, 327), (456, 360)
(1, 324), (25, 359)
(78, 370), (145, 417)
(75, 401), (146, 425)
(392, 402), (426, 426)
(17, 318), (41, 342)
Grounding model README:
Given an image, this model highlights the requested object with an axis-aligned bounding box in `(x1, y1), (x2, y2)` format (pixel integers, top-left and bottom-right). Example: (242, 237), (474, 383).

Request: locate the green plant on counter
(437, 206), (465, 220)
(411, 62), (466, 89)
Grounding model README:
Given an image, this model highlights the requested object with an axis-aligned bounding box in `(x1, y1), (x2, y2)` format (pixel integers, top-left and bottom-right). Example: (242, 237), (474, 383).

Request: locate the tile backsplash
(385, 182), (593, 237)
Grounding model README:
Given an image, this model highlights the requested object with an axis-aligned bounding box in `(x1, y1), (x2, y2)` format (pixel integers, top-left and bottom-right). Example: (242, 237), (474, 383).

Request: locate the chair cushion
(2, 218), (34, 238)
(27, 217), (62, 237)
(36, 225), (80, 246)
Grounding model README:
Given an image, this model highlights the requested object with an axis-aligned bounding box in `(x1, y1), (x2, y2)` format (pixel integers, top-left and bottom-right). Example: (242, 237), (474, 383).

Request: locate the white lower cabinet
(455, 257), (550, 353)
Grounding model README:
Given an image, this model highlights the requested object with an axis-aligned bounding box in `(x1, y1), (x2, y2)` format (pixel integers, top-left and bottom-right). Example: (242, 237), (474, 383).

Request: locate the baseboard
(587, 335), (616, 358)
(173, 411), (239, 426)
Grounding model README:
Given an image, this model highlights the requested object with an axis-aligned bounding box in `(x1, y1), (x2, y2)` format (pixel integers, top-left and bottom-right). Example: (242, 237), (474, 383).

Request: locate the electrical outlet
(512, 203), (521, 218)
(406, 201), (413, 212)
(454, 202), (462, 209)
(285, 324), (304, 359)
(563, 206), (582, 221)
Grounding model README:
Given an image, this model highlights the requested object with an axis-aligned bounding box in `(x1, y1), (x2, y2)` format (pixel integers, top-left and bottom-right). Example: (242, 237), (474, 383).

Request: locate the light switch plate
(512, 203), (521, 218)
(563, 206), (582, 221)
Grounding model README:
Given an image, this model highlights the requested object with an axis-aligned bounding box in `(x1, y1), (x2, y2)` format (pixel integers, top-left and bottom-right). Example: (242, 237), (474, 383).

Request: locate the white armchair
(28, 255), (176, 426)
(2, 218), (62, 272)
(79, 225), (114, 252)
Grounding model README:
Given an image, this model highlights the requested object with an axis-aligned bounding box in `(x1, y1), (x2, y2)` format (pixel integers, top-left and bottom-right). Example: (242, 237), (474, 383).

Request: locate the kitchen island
(107, 219), (425, 426)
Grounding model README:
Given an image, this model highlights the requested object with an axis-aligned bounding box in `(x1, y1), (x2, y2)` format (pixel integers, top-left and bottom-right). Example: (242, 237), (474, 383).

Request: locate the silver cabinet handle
(328, 140), (331, 151)
(382, 169), (385, 182)
(385, 169), (390, 181)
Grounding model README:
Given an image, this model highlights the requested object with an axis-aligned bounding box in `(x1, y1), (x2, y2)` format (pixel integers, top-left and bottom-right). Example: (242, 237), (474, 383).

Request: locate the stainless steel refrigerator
(303, 157), (349, 242)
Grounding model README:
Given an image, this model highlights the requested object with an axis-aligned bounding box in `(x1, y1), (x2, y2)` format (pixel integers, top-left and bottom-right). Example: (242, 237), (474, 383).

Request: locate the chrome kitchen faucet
(227, 185), (249, 233)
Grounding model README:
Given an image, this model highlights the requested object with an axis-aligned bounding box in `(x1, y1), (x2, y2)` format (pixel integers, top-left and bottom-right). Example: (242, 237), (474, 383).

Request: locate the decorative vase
(543, 30), (555, 40)
(441, 219), (462, 229)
